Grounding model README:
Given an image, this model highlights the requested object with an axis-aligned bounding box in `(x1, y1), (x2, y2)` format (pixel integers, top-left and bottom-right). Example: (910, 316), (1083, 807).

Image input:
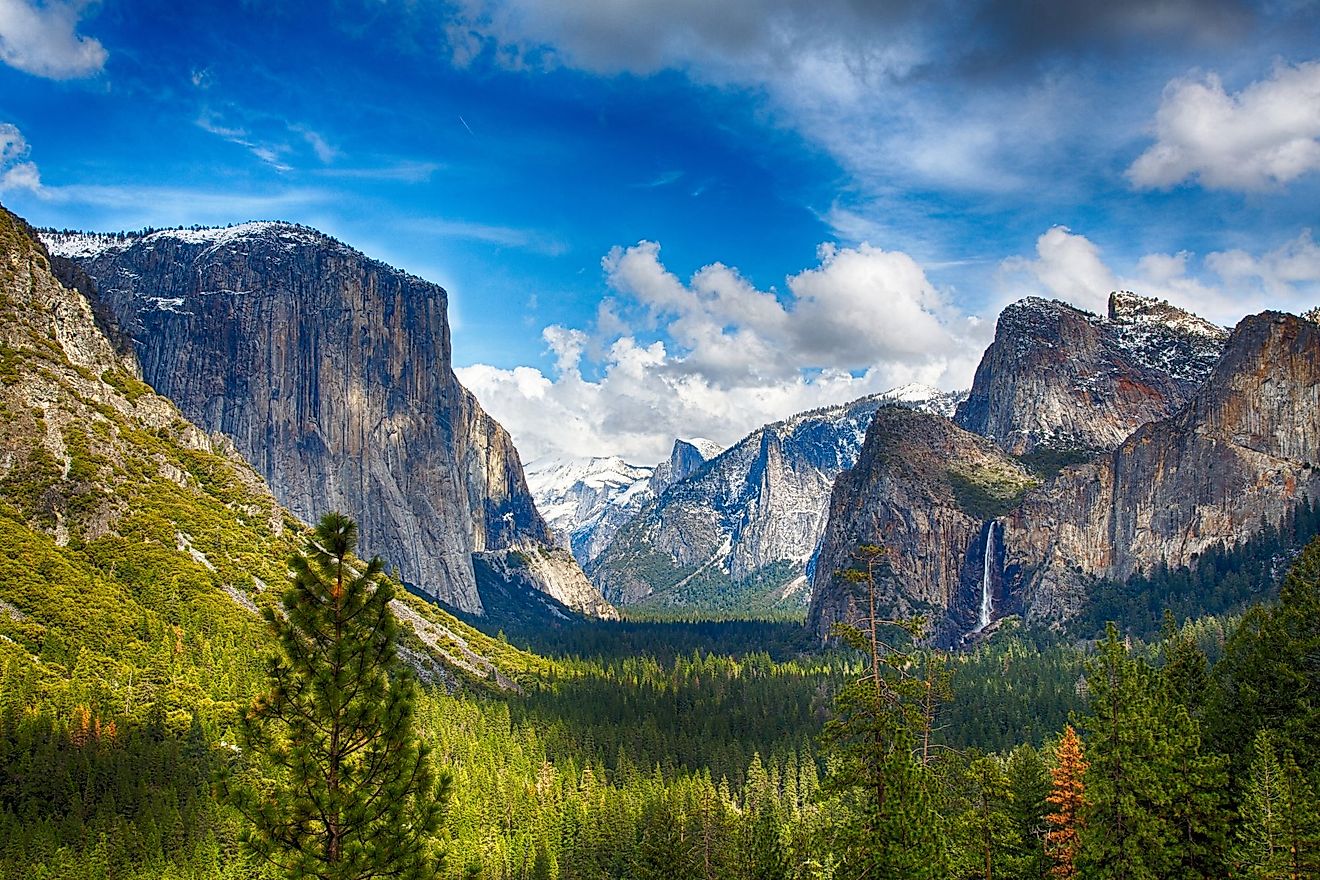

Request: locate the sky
(1, 0), (1319, 464)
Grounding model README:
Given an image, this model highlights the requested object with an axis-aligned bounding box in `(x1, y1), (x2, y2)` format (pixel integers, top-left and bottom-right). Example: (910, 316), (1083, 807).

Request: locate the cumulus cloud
(1000, 227), (1117, 315)
(457, 240), (986, 462)
(1128, 60), (1320, 191)
(1002, 226), (1320, 326)
(0, 123), (43, 194)
(0, 0), (107, 79)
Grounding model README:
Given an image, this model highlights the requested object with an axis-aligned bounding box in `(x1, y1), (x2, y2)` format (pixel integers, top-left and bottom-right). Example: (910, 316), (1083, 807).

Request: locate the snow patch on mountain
(588, 385), (968, 614)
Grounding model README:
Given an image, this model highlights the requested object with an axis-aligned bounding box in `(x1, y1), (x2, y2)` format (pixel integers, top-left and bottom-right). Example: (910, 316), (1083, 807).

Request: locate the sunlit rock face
(954, 292), (1227, 456)
(809, 306), (1318, 642)
(45, 223), (610, 616)
(1001, 310), (1320, 624)
(806, 407), (1034, 645)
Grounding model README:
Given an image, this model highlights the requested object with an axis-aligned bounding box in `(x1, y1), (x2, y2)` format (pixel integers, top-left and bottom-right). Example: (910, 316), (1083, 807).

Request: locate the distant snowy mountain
(587, 385), (967, 617)
(526, 456), (654, 563)
(527, 438), (723, 567)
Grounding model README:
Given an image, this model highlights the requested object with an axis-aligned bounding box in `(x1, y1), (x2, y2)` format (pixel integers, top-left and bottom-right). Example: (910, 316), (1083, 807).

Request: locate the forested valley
(3, 527), (1318, 878)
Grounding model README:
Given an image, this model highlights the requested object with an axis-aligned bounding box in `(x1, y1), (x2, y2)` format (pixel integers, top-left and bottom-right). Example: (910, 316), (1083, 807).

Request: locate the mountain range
(809, 295), (1319, 644)
(24, 209), (1320, 641)
(584, 386), (965, 617)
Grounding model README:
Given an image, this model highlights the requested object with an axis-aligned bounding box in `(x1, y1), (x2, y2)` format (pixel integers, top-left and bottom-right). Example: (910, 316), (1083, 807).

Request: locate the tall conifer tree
(1044, 725), (1086, 880)
(218, 512), (444, 880)
(821, 544), (944, 879)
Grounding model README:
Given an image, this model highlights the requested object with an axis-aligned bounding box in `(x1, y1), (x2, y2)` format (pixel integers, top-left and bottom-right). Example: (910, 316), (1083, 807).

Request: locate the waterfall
(974, 521), (996, 633)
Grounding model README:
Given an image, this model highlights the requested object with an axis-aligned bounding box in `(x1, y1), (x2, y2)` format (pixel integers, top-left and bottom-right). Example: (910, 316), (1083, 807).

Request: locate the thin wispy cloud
(416, 217), (567, 256)
(632, 170), (683, 189)
(315, 161), (442, 183)
(30, 182), (332, 228)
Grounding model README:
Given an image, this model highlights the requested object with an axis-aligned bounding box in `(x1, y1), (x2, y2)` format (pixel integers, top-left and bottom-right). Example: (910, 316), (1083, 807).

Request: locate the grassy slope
(0, 205), (546, 730)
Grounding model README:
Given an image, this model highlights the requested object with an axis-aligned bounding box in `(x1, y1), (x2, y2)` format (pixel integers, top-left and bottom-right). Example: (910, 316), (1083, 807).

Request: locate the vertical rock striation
(809, 305), (1319, 640)
(43, 223), (609, 616)
(806, 408), (1035, 644)
(1001, 310), (1320, 623)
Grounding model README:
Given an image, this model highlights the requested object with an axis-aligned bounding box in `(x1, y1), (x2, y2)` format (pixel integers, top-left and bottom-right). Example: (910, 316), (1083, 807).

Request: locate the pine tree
(1236, 730), (1320, 879)
(1044, 725), (1086, 880)
(1005, 743), (1051, 880)
(820, 544), (944, 879)
(217, 512), (445, 880)
(1077, 625), (1229, 880)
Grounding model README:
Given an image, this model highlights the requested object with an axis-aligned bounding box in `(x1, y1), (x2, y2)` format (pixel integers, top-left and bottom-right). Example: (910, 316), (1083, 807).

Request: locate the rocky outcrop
(0, 205), (297, 588)
(809, 309), (1319, 641)
(590, 387), (965, 615)
(806, 408), (1037, 644)
(650, 438), (722, 497)
(475, 545), (619, 620)
(1000, 311), (1320, 623)
(954, 293), (1227, 456)
(527, 438), (724, 569)
(43, 223), (610, 616)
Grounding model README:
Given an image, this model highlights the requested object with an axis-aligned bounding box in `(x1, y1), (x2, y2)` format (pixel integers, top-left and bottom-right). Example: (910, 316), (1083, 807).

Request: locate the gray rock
(43, 223), (610, 616)
(955, 292), (1227, 455)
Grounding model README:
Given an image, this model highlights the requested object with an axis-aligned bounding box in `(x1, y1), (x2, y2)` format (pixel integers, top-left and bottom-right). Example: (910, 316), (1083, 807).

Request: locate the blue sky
(2, 0), (1319, 462)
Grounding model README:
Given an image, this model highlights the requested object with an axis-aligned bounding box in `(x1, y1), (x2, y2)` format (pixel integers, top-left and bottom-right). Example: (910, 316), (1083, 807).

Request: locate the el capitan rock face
(43, 223), (609, 616)
(954, 293), (1227, 456)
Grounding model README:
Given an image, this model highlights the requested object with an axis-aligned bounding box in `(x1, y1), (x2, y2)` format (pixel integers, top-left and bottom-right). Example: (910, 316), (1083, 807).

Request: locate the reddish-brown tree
(1045, 724), (1088, 879)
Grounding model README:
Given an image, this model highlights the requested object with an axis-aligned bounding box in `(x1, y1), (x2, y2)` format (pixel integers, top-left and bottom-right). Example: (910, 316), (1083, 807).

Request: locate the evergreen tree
(1004, 743), (1050, 880)
(1044, 726), (1086, 880)
(1208, 535), (1320, 771)
(1077, 626), (1229, 880)
(1235, 730), (1320, 879)
(217, 513), (445, 880)
(956, 751), (1015, 880)
(820, 545), (944, 879)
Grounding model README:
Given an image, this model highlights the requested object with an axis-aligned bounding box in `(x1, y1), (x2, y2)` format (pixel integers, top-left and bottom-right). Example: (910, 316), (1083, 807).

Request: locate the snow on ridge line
(39, 222), (443, 291)
(41, 221), (332, 259)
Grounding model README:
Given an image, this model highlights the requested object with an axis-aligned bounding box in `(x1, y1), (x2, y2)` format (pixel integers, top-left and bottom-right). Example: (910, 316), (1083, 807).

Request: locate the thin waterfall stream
(973, 521), (996, 633)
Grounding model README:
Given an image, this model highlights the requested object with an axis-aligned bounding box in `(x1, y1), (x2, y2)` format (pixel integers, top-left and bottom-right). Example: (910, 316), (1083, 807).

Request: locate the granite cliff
(43, 223), (611, 617)
(1000, 310), (1320, 623)
(0, 204), (561, 690)
(954, 292), (1227, 456)
(806, 408), (1036, 644)
(808, 303), (1318, 641)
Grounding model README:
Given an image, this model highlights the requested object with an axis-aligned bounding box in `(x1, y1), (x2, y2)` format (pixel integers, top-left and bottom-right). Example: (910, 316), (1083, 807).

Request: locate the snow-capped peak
(526, 456), (655, 564)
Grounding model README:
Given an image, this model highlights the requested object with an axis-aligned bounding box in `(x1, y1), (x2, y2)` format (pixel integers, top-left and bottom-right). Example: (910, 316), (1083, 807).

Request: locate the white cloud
(437, 1), (1102, 196)
(0, 0), (106, 79)
(1128, 61), (1320, 192)
(437, 0), (1253, 200)
(1000, 226), (1117, 315)
(1206, 230), (1320, 298)
(416, 217), (566, 256)
(0, 122), (43, 195)
(1002, 226), (1320, 326)
(457, 239), (986, 462)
